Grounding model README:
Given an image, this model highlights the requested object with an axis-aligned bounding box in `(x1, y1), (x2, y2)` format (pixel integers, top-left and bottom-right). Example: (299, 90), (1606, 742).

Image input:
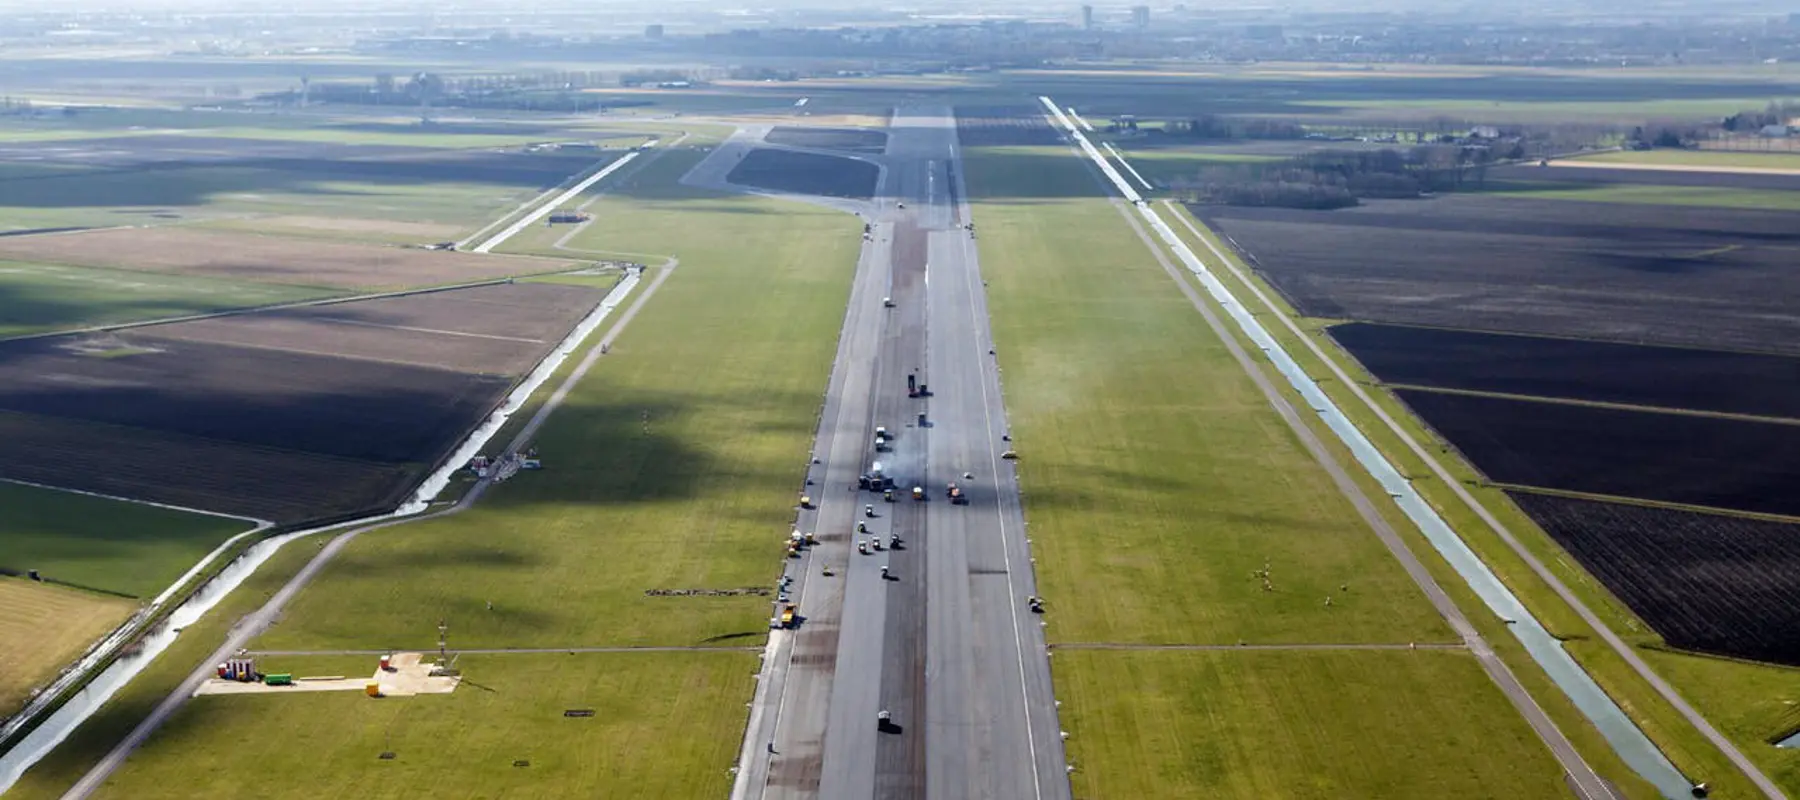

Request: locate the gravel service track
(0, 227), (577, 291)
(764, 127), (889, 153)
(1512, 492), (1800, 666)
(726, 148), (880, 200)
(1200, 195), (1800, 355)
(1399, 389), (1800, 517)
(1331, 322), (1800, 420)
(1493, 162), (1800, 191)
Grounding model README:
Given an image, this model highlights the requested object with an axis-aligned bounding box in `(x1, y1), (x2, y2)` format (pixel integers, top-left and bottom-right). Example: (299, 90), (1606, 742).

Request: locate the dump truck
(779, 604), (798, 628)
(912, 486), (925, 501)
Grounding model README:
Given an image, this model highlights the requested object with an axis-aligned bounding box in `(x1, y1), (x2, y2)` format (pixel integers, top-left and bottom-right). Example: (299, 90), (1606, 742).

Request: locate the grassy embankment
(13, 143), (863, 799)
(1160, 199), (1800, 796)
(963, 143), (1598, 798)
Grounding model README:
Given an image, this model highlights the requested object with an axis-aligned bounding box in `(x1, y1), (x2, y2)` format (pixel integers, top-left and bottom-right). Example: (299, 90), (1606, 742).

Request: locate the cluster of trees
(257, 70), (673, 112)
(618, 69), (695, 87)
(1720, 101), (1800, 133)
(1177, 146), (1501, 210)
(1161, 115), (1308, 140)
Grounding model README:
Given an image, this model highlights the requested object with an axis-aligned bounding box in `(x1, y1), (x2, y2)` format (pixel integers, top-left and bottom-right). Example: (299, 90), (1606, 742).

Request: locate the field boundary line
(1049, 642), (1467, 651)
(1158, 198), (1786, 799)
(1491, 484), (1800, 526)
(1380, 383), (1800, 427)
(46, 264), (675, 800)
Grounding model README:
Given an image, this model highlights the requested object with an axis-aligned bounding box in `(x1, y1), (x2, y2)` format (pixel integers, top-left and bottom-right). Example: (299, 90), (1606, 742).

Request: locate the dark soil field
(764, 126), (888, 153)
(954, 106), (1062, 147)
(1199, 195), (1800, 355)
(726, 147), (879, 199)
(1511, 492), (1800, 665)
(1331, 323), (1800, 419)
(0, 282), (606, 523)
(0, 336), (508, 463)
(1398, 389), (1800, 517)
(0, 411), (408, 522)
(0, 227), (578, 290)
(139, 282), (606, 374)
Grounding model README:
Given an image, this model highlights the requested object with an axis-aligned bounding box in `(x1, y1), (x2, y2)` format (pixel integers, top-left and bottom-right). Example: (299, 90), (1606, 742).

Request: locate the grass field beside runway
(79, 651), (754, 800)
(6, 142), (853, 797)
(246, 155), (858, 652)
(0, 260), (333, 337)
(964, 151), (1451, 647)
(961, 140), (1602, 795)
(1055, 648), (1572, 799)
(0, 579), (136, 719)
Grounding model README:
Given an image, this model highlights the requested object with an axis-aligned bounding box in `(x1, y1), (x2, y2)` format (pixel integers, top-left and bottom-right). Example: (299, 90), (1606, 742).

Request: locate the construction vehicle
(866, 504), (876, 517)
(911, 486), (925, 501)
(889, 532), (901, 549)
(858, 540), (870, 554)
(800, 495), (814, 509)
(857, 521), (868, 534)
(947, 483), (966, 505)
(877, 710), (892, 731)
(883, 296), (894, 308)
(804, 532), (818, 546)
(883, 489), (896, 502)
(872, 537), (884, 551)
(771, 603), (796, 629)
(1027, 596), (1045, 614)
(880, 565), (890, 579)
(875, 433), (888, 451)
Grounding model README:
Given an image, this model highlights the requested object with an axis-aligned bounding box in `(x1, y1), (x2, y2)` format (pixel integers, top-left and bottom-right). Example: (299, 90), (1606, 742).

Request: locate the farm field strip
(0, 580), (136, 721)
(1329, 322), (1800, 421)
(1395, 389), (1800, 519)
(725, 147), (881, 199)
(1511, 493), (1800, 667)
(1042, 105), (1697, 796)
(1154, 200), (1791, 797)
(0, 227), (581, 291)
(0, 260), (336, 339)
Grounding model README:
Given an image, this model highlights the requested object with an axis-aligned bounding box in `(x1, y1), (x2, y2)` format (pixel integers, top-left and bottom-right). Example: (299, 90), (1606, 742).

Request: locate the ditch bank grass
(83, 651), (754, 800)
(1057, 649), (1573, 800)
(1164, 202), (1797, 797)
(251, 175), (858, 652)
(0, 579), (135, 720)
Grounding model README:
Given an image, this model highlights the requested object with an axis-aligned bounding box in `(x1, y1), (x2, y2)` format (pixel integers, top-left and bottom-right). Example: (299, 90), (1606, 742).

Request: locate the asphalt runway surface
(722, 109), (1069, 800)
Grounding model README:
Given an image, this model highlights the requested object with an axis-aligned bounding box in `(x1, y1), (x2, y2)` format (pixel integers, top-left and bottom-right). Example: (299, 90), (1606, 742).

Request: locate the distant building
(1130, 5), (1150, 27)
(1760, 124), (1791, 138)
(1080, 4), (1094, 29)
(1469, 125), (1501, 139)
(644, 24), (665, 39)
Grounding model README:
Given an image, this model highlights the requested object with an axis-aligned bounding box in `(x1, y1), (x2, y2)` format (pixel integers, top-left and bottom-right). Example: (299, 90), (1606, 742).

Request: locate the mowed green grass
(1485, 180), (1800, 212)
(0, 259), (332, 336)
(0, 163), (578, 235)
(0, 578), (136, 718)
(965, 148), (1451, 646)
(251, 148), (859, 651)
(1102, 146), (1279, 186)
(1575, 149), (1800, 169)
(0, 480), (250, 598)
(83, 651), (754, 800)
(1056, 649), (1573, 799)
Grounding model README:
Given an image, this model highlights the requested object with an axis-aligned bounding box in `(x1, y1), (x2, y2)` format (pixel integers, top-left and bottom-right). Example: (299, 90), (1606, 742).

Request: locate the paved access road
(727, 108), (1071, 800)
